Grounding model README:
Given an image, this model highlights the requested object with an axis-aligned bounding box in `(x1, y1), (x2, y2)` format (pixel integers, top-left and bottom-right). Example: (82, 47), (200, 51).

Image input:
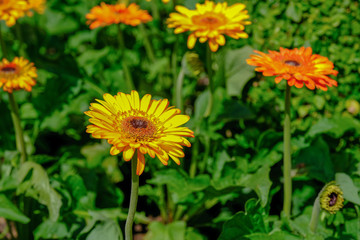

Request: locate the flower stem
(175, 68), (185, 112)
(15, 23), (27, 57)
(139, 24), (155, 63)
(189, 137), (199, 178)
(204, 46), (213, 117)
(150, 0), (160, 21)
(283, 84), (292, 217)
(8, 92), (27, 164)
(0, 24), (8, 58)
(309, 196), (321, 233)
(117, 25), (135, 91)
(125, 156), (140, 240)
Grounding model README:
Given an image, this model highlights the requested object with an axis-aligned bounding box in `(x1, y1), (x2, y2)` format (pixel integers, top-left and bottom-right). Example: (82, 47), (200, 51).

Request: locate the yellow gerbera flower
(86, 2), (152, 29)
(0, 57), (37, 93)
(0, 0), (27, 27)
(319, 182), (344, 214)
(247, 47), (338, 91)
(167, 0), (251, 52)
(85, 91), (194, 175)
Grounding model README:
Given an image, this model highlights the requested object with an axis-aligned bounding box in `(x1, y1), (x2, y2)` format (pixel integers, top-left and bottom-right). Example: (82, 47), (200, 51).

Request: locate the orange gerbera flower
(85, 91), (194, 175)
(86, 2), (152, 29)
(167, 0), (251, 52)
(247, 47), (338, 91)
(0, 57), (37, 93)
(0, 0), (27, 27)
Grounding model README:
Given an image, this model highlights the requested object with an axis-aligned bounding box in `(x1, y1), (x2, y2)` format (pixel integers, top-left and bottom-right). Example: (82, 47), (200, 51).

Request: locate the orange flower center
(121, 116), (157, 141)
(284, 60), (300, 67)
(192, 13), (226, 28)
(328, 192), (337, 206)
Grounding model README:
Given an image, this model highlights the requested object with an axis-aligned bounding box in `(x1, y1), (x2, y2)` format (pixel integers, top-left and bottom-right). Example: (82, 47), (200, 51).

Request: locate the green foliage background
(0, 0), (359, 239)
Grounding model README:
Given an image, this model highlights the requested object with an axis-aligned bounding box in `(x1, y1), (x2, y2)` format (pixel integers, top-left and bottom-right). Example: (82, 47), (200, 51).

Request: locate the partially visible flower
(85, 91), (194, 175)
(167, 1), (251, 52)
(247, 47), (338, 91)
(86, 2), (152, 29)
(346, 99), (360, 115)
(24, 0), (46, 16)
(183, 52), (205, 77)
(146, 0), (170, 3)
(319, 182), (344, 214)
(0, 0), (27, 27)
(0, 57), (37, 93)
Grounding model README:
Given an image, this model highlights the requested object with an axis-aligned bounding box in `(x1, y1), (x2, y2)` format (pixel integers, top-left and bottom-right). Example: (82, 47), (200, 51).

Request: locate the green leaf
(218, 199), (267, 240)
(211, 165), (272, 206)
(145, 221), (186, 240)
(148, 169), (210, 204)
(0, 194), (30, 224)
(34, 220), (70, 240)
(17, 162), (62, 221)
(245, 231), (301, 240)
(224, 46), (256, 97)
(335, 173), (360, 205)
(285, 1), (303, 23)
(307, 116), (360, 138)
(86, 220), (123, 240)
(44, 9), (79, 35)
(293, 137), (334, 182)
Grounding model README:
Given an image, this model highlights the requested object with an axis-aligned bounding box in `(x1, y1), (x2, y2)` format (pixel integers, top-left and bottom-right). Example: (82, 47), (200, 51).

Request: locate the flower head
(167, 0), (251, 52)
(85, 91), (194, 175)
(86, 2), (152, 29)
(0, 57), (37, 93)
(247, 47), (338, 91)
(320, 182), (344, 214)
(0, 0), (27, 27)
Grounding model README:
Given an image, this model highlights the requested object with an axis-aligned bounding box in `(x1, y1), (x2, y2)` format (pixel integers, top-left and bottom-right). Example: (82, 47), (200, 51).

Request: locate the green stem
(8, 92), (27, 164)
(150, 0), (160, 21)
(175, 68), (184, 111)
(117, 25), (135, 91)
(15, 23), (26, 57)
(283, 84), (292, 217)
(189, 138), (199, 178)
(0, 24), (8, 58)
(139, 24), (156, 62)
(204, 46), (213, 117)
(309, 196), (320, 233)
(125, 156), (140, 240)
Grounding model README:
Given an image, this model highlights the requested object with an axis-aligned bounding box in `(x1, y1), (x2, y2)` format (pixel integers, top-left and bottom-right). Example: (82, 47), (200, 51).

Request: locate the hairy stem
(283, 84), (292, 217)
(125, 156), (140, 240)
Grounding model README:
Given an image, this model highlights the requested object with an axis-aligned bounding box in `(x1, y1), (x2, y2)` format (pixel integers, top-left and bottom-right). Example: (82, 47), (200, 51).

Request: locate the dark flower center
(201, 16), (219, 24)
(1, 66), (16, 73)
(328, 192), (338, 206)
(284, 60), (300, 67)
(130, 118), (148, 129)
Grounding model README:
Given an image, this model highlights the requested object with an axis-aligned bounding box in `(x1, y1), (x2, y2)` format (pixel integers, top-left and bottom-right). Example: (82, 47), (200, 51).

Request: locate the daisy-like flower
(0, 0), (27, 27)
(86, 2), (152, 29)
(167, 0), (251, 52)
(319, 182), (344, 214)
(247, 47), (338, 91)
(0, 57), (37, 93)
(85, 91), (194, 175)
(24, 0), (46, 16)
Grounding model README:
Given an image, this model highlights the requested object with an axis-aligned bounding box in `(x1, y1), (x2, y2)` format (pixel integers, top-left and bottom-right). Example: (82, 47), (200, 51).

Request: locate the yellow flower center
(192, 13), (226, 28)
(284, 60), (301, 67)
(121, 116), (157, 142)
(328, 192), (337, 207)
